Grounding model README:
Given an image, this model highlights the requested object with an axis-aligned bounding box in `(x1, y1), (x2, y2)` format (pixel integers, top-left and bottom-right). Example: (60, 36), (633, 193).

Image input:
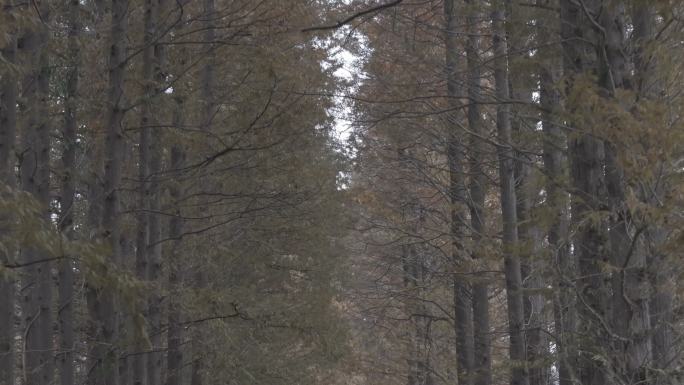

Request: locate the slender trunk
(444, 2), (474, 384)
(506, 3), (546, 384)
(146, 1), (167, 382)
(165, 97), (186, 385)
(631, 5), (671, 384)
(464, 2), (491, 385)
(599, 2), (652, 384)
(491, 3), (529, 385)
(191, 0), (216, 383)
(58, 0), (81, 384)
(165, 5), (187, 384)
(402, 236), (432, 385)
(146, 117), (162, 385)
(132, 0), (158, 380)
(512, 113), (545, 385)
(20, 3), (54, 383)
(88, 0), (128, 382)
(0, 1), (18, 383)
(537, 1), (574, 384)
(560, 1), (610, 384)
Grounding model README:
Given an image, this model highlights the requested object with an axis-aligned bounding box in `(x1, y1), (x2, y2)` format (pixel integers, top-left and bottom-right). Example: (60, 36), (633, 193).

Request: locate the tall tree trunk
(166, 5), (187, 384)
(0, 1), (18, 383)
(146, 108), (162, 385)
(132, 0), (158, 380)
(146, 0), (167, 381)
(165, 98), (186, 385)
(631, 5), (673, 384)
(444, 2), (474, 385)
(599, 2), (652, 384)
(19, 2), (54, 383)
(88, 0), (128, 382)
(507, 3), (547, 384)
(537, 1), (574, 384)
(560, 1), (610, 384)
(402, 237), (432, 385)
(191, 0), (216, 383)
(491, 2), (529, 385)
(58, 0), (81, 384)
(463, 2), (491, 385)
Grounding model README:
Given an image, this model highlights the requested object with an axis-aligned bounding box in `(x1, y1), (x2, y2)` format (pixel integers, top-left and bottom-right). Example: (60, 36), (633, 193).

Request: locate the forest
(0, 0), (682, 384)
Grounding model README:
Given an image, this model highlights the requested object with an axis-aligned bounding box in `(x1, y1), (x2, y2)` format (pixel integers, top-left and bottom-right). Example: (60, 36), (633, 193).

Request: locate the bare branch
(301, 0), (404, 32)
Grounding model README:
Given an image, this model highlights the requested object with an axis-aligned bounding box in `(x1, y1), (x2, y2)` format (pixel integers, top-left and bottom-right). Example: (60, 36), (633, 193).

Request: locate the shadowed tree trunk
(146, 1), (167, 382)
(58, 0), (81, 384)
(0, 1), (18, 383)
(191, 0), (216, 383)
(561, 1), (610, 384)
(20, 2), (54, 383)
(491, 2), (529, 384)
(444, 1), (474, 384)
(87, 0), (129, 382)
(537, 1), (574, 384)
(166, 4), (188, 384)
(132, 0), (156, 381)
(507, 3), (547, 384)
(598, 2), (652, 384)
(463, 2), (491, 385)
(402, 211), (433, 385)
(631, 5), (675, 384)
(166, 100), (186, 385)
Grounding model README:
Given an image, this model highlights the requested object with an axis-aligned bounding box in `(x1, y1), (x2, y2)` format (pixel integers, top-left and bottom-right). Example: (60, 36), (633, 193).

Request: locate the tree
(445, 1), (475, 384)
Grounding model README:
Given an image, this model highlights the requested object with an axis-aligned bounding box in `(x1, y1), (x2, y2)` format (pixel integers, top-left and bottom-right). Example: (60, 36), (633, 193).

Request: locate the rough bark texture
(0, 1), (18, 383)
(630, 5), (673, 385)
(507, 3), (547, 384)
(537, 2), (574, 384)
(402, 212), (432, 385)
(491, 3), (529, 385)
(166, 98), (186, 385)
(87, 0), (128, 382)
(146, 0), (167, 381)
(58, 0), (80, 384)
(561, 1), (610, 385)
(444, 2), (474, 384)
(146, 118), (163, 385)
(20, 3), (54, 383)
(599, 3), (652, 384)
(165, 5), (187, 384)
(191, 0), (216, 383)
(464, 2), (491, 385)
(132, 0), (157, 381)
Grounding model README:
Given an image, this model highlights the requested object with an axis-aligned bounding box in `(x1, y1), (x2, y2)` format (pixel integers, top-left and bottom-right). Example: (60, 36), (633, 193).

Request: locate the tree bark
(191, 0), (216, 383)
(537, 2), (575, 384)
(132, 0), (158, 380)
(58, 0), (80, 384)
(146, 1), (167, 382)
(0, 1), (18, 383)
(165, 4), (187, 384)
(507, 3), (547, 384)
(560, 1), (610, 384)
(491, 2), (529, 385)
(463, 2), (491, 385)
(19, 2), (54, 383)
(165, 99), (186, 385)
(146, 99), (163, 385)
(631, 6), (674, 384)
(402, 224), (433, 385)
(444, 2), (474, 384)
(87, 0), (129, 382)
(599, 2), (652, 384)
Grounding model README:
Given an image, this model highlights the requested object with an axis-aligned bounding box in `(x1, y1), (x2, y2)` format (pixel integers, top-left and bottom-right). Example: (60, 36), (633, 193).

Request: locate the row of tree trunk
(0, 0), (206, 384)
(435, 1), (676, 385)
